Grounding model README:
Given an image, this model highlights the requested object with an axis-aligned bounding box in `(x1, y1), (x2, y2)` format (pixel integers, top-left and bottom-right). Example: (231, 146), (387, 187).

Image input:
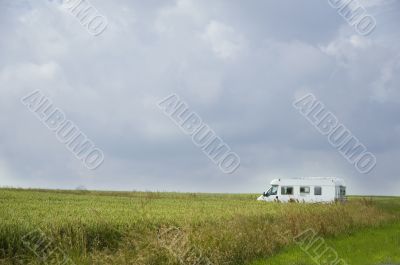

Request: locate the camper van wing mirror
(263, 192), (266, 196)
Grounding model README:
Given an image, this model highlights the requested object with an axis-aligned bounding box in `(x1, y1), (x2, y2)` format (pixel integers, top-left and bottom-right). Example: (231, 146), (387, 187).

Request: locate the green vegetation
(0, 188), (399, 264)
(251, 222), (400, 265)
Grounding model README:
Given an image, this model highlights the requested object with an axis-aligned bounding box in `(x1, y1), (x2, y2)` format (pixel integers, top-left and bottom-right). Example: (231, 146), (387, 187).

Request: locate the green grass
(251, 222), (400, 265)
(0, 188), (399, 264)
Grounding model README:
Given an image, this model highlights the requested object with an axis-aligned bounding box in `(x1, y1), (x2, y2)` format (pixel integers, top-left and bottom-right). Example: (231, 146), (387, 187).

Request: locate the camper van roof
(270, 177), (345, 186)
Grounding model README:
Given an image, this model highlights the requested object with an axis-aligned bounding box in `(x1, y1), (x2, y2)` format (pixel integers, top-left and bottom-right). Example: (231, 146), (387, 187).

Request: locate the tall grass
(0, 189), (397, 264)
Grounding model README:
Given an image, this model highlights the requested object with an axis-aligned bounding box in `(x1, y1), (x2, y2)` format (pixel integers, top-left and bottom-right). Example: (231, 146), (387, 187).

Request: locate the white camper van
(257, 178), (346, 203)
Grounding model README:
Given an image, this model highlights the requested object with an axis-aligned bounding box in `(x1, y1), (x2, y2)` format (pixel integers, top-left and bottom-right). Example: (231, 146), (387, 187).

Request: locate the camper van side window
(300, 186), (310, 194)
(340, 186), (346, 196)
(281, 186), (293, 195)
(314, 186), (322, 195)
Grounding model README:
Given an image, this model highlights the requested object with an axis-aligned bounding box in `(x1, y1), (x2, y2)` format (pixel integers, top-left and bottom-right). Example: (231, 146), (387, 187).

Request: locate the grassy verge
(251, 221), (400, 265)
(0, 189), (398, 264)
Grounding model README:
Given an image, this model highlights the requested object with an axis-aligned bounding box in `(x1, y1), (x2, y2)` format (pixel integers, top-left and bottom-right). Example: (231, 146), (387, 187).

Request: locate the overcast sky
(0, 0), (399, 195)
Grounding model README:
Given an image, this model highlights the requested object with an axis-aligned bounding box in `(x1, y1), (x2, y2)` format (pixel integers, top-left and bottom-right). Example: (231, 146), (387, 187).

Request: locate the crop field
(0, 189), (399, 265)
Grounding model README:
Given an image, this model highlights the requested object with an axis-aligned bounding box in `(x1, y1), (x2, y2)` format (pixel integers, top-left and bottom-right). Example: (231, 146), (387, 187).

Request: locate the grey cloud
(0, 0), (399, 195)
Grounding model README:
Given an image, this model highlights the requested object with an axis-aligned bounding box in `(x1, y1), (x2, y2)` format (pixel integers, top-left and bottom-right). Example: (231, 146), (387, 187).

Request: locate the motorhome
(257, 178), (346, 203)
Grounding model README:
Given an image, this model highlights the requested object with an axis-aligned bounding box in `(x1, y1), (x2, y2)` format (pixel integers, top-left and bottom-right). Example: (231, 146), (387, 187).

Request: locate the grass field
(0, 189), (399, 264)
(251, 222), (400, 265)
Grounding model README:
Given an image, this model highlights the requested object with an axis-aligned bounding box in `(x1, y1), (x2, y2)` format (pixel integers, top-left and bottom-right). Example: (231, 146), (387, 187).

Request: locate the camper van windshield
(266, 185), (278, 196)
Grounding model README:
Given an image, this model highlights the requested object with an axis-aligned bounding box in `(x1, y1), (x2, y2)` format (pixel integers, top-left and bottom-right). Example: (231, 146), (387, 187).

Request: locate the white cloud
(370, 55), (400, 103)
(358, 0), (394, 8)
(321, 34), (371, 60)
(154, 0), (205, 35)
(201, 20), (246, 60)
(0, 0), (399, 194)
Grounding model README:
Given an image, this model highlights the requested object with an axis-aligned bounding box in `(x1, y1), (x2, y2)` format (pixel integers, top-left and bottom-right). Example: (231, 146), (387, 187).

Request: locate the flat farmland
(0, 189), (399, 264)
